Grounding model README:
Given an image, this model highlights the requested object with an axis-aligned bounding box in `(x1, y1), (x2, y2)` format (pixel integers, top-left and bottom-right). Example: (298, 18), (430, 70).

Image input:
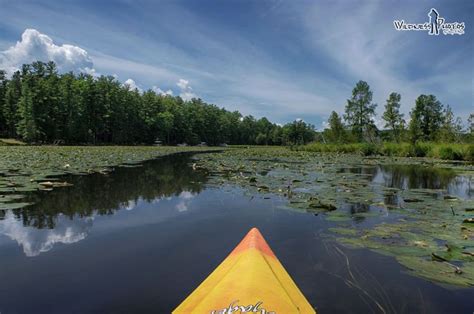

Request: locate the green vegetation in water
(0, 146), (221, 211)
(295, 142), (474, 161)
(194, 146), (474, 287)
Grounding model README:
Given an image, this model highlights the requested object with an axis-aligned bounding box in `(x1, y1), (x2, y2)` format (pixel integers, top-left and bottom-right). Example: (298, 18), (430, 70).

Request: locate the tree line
(0, 61), (315, 145)
(324, 80), (472, 144)
(1, 63), (470, 146)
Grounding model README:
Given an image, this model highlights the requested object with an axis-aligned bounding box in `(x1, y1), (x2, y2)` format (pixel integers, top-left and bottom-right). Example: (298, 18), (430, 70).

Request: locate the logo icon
(394, 8), (465, 35)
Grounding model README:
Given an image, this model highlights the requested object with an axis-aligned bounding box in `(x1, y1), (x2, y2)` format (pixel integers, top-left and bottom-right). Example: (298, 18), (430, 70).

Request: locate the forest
(0, 61), (472, 149)
(0, 61), (313, 145)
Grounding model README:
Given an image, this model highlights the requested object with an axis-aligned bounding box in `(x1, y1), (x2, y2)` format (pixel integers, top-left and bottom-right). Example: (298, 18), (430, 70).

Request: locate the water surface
(0, 154), (473, 313)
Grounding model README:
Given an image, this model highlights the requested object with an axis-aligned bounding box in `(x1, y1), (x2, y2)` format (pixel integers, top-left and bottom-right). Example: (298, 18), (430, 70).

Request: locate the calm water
(0, 154), (473, 313)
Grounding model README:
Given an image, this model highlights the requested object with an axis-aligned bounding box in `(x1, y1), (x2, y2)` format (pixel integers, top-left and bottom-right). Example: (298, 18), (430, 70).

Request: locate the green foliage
(255, 133), (267, 145)
(468, 113), (474, 142)
(297, 142), (473, 161)
(464, 144), (474, 161)
(0, 70), (6, 135)
(2, 61), (468, 148)
(344, 80), (377, 142)
(326, 111), (346, 143)
(382, 92), (405, 142)
(436, 145), (463, 161)
(359, 143), (380, 156)
(381, 142), (404, 156)
(407, 142), (432, 157)
(439, 105), (463, 143)
(0, 61), (290, 146)
(281, 119), (315, 145)
(409, 94), (443, 143)
(2, 72), (21, 137)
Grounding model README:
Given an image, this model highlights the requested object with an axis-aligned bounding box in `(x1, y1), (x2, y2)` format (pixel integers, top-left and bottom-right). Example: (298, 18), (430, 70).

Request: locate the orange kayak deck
(173, 228), (316, 313)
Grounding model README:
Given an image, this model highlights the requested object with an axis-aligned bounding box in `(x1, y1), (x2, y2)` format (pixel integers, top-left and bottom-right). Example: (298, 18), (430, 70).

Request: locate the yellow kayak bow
(173, 227), (316, 313)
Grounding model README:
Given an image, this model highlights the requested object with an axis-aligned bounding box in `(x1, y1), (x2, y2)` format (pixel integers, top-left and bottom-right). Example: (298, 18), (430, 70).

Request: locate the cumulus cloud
(0, 29), (94, 76)
(373, 117), (386, 130)
(177, 78), (197, 101)
(0, 211), (92, 257)
(152, 85), (173, 96)
(123, 78), (142, 92)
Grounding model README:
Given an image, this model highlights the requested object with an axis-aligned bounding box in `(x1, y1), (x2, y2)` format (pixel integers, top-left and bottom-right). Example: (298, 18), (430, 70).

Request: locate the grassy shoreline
(295, 142), (474, 161)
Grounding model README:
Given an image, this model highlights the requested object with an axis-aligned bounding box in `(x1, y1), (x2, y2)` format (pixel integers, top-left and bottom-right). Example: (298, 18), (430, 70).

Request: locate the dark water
(0, 155), (473, 313)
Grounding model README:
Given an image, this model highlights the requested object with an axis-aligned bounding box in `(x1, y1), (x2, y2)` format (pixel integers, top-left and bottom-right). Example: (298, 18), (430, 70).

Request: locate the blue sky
(0, 0), (472, 128)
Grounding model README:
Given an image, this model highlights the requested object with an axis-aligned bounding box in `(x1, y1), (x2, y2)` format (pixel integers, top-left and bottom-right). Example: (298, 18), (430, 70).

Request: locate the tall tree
(409, 94), (443, 142)
(326, 111), (345, 143)
(17, 79), (37, 142)
(382, 92), (405, 142)
(344, 80), (377, 142)
(439, 105), (462, 142)
(0, 70), (7, 136)
(468, 113), (474, 142)
(3, 71), (21, 138)
(282, 119), (315, 145)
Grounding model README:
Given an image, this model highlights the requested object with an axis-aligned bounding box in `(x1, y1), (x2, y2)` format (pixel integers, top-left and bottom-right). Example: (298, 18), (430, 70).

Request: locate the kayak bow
(173, 227), (316, 313)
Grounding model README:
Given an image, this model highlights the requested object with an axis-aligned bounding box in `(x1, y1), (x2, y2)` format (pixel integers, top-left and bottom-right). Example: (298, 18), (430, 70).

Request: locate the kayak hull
(173, 228), (316, 313)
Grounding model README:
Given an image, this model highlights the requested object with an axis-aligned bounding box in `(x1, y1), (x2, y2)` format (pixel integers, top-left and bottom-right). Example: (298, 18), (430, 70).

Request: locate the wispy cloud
(0, 0), (471, 124)
(296, 2), (472, 117)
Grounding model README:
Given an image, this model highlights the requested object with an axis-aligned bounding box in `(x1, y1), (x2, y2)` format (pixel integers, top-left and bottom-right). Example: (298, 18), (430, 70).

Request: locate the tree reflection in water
(8, 154), (207, 229)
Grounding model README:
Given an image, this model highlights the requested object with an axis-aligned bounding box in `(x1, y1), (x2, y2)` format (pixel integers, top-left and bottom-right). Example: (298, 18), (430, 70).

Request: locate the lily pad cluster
(194, 147), (474, 286)
(0, 146), (221, 211)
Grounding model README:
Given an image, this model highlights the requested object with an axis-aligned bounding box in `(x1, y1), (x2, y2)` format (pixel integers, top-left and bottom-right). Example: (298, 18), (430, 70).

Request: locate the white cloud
(176, 191), (195, 212)
(0, 29), (94, 76)
(123, 78), (142, 92)
(0, 211), (92, 257)
(177, 78), (197, 100)
(123, 200), (136, 211)
(321, 120), (330, 130)
(373, 117), (386, 130)
(152, 85), (173, 96)
(177, 78), (189, 90)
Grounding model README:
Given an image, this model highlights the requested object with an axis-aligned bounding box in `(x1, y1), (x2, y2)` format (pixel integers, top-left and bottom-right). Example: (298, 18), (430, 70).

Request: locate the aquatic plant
(194, 146), (474, 286)
(0, 146), (220, 211)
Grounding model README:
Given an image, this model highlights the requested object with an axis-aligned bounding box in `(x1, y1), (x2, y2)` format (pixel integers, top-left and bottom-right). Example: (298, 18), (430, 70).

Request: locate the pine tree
(3, 72), (22, 138)
(344, 80), (377, 142)
(17, 80), (38, 142)
(382, 92), (405, 142)
(468, 113), (474, 142)
(409, 95), (444, 142)
(439, 105), (461, 142)
(327, 111), (345, 143)
(0, 70), (7, 136)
